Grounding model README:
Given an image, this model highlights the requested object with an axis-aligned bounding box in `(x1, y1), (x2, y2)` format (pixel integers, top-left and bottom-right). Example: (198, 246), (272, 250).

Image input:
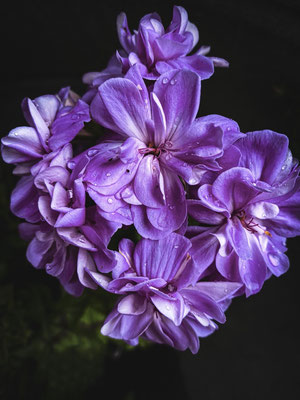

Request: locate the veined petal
(91, 77), (149, 142)
(153, 70), (200, 144)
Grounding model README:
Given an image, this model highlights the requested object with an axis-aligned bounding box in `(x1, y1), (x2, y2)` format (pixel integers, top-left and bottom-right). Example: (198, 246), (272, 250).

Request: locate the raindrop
(281, 165), (286, 171)
(174, 245), (179, 249)
(144, 99), (148, 105)
(87, 149), (98, 157)
(252, 182), (257, 186)
(168, 205), (175, 210)
(196, 141), (200, 145)
(189, 178), (197, 185)
(162, 78), (169, 84)
(14, 132), (18, 136)
(269, 254), (280, 266)
(224, 288), (228, 294)
(166, 305), (170, 311)
(106, 172), (111, 177)
(262, 213), (266, 218)
(107, 198), (113, 204)
(67, 161), (75, 169)
(67, 189), (73, 199)
(168, 284), (175, 292)
(170, 79), (177, 85)
(78, 236), (86, 243)
(136, 84), (143, 91)
(71, 114), (81, 120)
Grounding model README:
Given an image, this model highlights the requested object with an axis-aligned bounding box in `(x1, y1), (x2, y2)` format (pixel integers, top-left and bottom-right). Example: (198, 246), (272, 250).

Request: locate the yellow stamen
(264, 230), (272, 237)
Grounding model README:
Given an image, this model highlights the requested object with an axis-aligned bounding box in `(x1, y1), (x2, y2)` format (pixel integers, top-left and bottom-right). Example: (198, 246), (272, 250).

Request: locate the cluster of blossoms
(2, 6), (300, 353)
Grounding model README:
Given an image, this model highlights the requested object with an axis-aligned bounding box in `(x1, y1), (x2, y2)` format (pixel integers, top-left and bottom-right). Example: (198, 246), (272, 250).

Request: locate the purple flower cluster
(2, 6), (300, 353)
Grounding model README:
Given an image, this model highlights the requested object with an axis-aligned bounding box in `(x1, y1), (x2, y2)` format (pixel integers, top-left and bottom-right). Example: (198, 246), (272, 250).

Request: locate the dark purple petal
(133, 232), (191, 281)
(11, 176), (40, 223)
(133, 155), (165, 208)
(48, 100), (90, 151)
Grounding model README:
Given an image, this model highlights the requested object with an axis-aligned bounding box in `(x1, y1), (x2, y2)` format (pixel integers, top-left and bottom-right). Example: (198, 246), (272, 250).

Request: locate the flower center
(235, 210), (272, 237)
(138, 141), (173, 158)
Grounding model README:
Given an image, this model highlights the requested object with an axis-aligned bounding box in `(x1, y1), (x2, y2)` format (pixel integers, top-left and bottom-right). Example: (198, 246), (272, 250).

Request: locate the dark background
(1, 0), (300, 399)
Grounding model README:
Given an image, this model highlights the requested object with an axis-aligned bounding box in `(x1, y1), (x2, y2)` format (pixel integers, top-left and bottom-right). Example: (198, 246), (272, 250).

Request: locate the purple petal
(134, 155), (165, 208)
(48, 100), (90, 151)
(91, 77), (149, 142)
(11, 176), (40, 223)
(153, 70), (200, 143)
(1, 127), (43, 164)
(133, 232), (191, 281)
(236, 130), (289, 185)
(118, 293), (147, 315)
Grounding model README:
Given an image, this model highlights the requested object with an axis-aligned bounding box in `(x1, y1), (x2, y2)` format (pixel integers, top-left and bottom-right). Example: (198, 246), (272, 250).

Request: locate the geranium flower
(188, 130), (300, 296)
(86, 233), (241, 353)
(82, 6), (228, 103)
(78, 68), (242, 239)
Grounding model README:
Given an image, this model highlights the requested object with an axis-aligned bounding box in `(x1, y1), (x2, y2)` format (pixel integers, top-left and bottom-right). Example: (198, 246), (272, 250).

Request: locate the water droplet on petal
(71, 114), (81, 120)
(107, 198), (113, 204)
(106, 172), (111, 177)
(281, 165), (286, 171)
(189, 178), (197, 185)
(174, 245), (179, 249)
(78, 236), (86, 243)
(166, 305), (170, 311)
(136, 84), (142, 91)
(253, 182), (257, 186)
(168, 205), (175, 210)
(67, 161), (75, 169)
(269, 254), (280, 266)
(67, 189), (73, 199)
(87, 149), (98, 157)
(170, 79), (177, 85)
(14, 132), (18, 136)
(162, 78), (169, 84)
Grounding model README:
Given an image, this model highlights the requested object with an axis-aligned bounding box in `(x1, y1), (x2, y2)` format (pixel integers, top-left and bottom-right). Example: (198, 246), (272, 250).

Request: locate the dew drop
(87, 149), (98, 157)
(224, 288), (228, 294)
(168, 205), (175, 210)
(78, 236), (86, 243)
(189, 178), (197, 185)
(174, 245), (179, 249)
(144, 99), (148, 105)
(136, 84), (143, 91)
(67, 189), (73, 199)
(14, 132), (18, 136)
(168, 284), (175, 292)
(106, 172), (111, 177)
(252, 182), (257, 186)
(170, 79), (177, 85)
(196, 141), (200, 145)
(281, 165), (286, 171)
(162, 78), (169, 84)
(107, 198), (113, 204)
(262, 213), (266, 218)
(269, 254), (280, 266)
(67, 161), (75, 169)
(71, 114), (81, 120)
(166, 305), (170, 311)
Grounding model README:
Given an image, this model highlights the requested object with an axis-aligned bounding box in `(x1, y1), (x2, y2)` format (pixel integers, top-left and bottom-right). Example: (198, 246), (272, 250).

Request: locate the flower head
(188, 130), (300, 295)
(87, 233), (241, 352)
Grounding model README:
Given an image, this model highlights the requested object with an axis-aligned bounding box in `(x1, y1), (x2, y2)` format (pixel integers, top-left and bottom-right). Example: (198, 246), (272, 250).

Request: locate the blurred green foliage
(0, 166), (148, 400)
